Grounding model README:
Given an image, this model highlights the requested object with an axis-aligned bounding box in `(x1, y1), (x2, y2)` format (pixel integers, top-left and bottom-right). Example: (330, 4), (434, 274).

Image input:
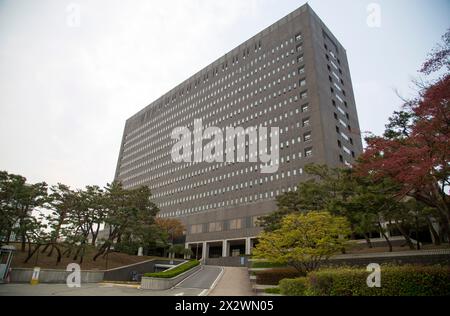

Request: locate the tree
(357, 30), (450, 243)
(253, 212), (351, 273)
(155, 218), (185, 244)
(93, 182), (160, 261)
(41, 183), (76, 262)
(0, 171), (47, 250)
(260, 164), (434, 251)
(260, 164), (344, 232)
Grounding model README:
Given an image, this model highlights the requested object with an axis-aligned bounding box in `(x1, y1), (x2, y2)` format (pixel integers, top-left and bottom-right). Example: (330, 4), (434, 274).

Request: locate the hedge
(254, 268), (305, 285)
(143, 260), (200, 278)
(279, 265), (450, 296)
(264, 287), (281, 294)
(279, 278), (308, 296)
(251, 261), (287, 269)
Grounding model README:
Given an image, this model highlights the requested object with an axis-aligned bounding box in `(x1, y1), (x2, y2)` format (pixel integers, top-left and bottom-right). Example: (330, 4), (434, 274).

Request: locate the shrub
(280, 265), (450, 296)
(264, 287), (281, 294)
(251, 261), (287, 269)
(143, 260), (200, 278)
(279, 277), (308, 296)
(254, 268), (304, 285)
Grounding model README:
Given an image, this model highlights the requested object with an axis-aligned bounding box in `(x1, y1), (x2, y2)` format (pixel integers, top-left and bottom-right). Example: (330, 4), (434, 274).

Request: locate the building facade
(114, 4), (363, 260)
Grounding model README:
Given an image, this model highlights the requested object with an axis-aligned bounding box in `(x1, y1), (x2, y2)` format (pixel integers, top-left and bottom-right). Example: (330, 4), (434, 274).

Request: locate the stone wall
(10, 268), (104, 284)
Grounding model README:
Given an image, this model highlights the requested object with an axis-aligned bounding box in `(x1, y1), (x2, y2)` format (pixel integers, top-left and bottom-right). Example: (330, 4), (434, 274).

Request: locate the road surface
(0, 266), (224, 296)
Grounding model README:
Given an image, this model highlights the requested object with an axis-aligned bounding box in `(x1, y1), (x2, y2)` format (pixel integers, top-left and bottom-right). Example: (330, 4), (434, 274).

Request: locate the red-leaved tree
(357, 30), (450, 243)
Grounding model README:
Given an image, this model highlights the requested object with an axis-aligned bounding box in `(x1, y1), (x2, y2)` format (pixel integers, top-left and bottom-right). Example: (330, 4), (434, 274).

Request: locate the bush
(254, 268), (305, 285)
(279, 278), (308, 296)
(279, 265), (450, 296)
(251, 261), (287, 269)
(144, 260), (200, 278)
(264, 287), (281, 294)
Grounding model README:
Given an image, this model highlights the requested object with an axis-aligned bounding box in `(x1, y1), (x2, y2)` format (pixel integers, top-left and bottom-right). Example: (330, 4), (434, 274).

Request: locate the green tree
(93, 182), (160, 260)
(260, 164), (435, 251)
(0, 171), (47, 250)
(253, 212), (351, 273)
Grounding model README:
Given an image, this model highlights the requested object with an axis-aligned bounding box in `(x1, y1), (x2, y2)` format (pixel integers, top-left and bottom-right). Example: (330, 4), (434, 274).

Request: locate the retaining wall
(10, 268), (104, 284)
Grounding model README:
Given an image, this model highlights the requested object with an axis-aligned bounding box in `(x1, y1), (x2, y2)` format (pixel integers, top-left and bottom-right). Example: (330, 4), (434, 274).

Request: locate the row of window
(189, 217), (258, 234)
(124, 34), (303, 147)
(158, 183), (301, 219)
(119, 100), (311, 179)
(156, 165), (307, 209)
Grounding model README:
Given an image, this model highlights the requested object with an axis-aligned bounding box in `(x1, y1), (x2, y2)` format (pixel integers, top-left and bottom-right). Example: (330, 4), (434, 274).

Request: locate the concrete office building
(114, 4), (363, 261)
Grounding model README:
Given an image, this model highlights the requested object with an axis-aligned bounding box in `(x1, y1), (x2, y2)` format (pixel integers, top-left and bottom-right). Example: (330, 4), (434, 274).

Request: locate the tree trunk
(73, 246), (81, 261)
(378, 222), (392, 252)
(21, 232), (26, 252)
(415, 216), (421, 250)
(93, 243), (108, 261)
(395, 223), (415, 250)
(62, 246), (72, 257)
(55, 245), (62, 264)
(41, 243), (51, 254)
(363, 233), (373, 248)
(425, 216), (441, 246)
(24, 244), (41, 263)
(5, 228), (11, 244)
(91, 224), (101, 246)
(48, 244), (54, 257)
(78, 244), (85, 264)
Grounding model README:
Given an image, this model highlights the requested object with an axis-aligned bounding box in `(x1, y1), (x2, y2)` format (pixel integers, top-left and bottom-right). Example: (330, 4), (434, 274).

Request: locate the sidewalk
(208, 267), (254, 296)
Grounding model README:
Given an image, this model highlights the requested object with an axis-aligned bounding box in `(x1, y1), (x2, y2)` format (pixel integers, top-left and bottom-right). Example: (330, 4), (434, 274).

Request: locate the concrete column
(245, 237), (252, 255)
(202, 241), (207, 260)
(222, 240), (228, 257)
(185, 243), (190, 259)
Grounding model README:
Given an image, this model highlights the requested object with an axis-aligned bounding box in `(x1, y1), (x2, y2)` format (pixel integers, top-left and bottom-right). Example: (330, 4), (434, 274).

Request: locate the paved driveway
(0, 266), (224, 296)
(176, 266), (223, 290)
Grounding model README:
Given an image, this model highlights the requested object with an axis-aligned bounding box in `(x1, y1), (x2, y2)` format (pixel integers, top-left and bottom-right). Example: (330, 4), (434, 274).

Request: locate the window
(303, 118), (310, 127)
(295, 33), (303, 41)
(296, 44), (303, 52)
(305, 147), (313, 157)
(298, 66), (305, 75)
(297, 55), (304, 63)
(304, 132), (312, 142)
(229, 219), (243, 230)
(190, 224), (203, 234)
(343, 146), (351, 155)
(301, 104), (309, 112)
(299, 78), (307, 87)
(209, 222), (223, 232)
(300, 91), (308, 99)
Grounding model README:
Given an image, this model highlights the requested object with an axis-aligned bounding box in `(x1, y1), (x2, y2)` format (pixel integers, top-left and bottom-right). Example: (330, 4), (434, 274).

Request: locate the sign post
(30, 267), (40, 285)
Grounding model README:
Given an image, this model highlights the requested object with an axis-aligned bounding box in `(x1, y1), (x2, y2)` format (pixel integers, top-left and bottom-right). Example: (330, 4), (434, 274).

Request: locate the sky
(0, 0), (448, 190)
